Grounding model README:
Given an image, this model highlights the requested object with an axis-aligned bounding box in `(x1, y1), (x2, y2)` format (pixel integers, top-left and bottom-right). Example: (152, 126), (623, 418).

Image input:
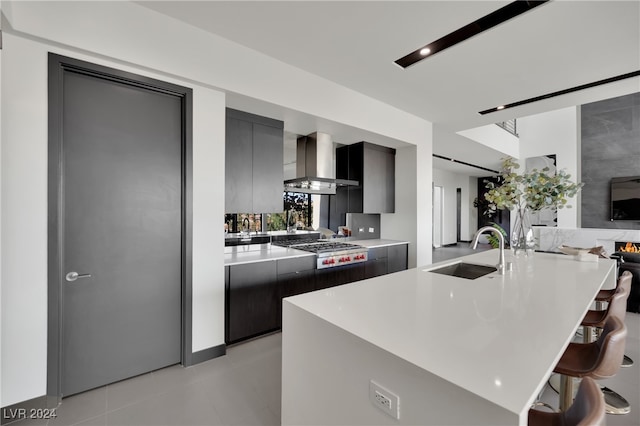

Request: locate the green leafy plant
(484, 157), (583, 215)
(485, 222), (508, 249)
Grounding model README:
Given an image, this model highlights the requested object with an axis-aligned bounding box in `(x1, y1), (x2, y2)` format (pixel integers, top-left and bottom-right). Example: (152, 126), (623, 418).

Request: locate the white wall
(432, 168), (477, 245)
(457, 123), (520, 159)
(0, 0), (4, 408)
(0, 1), (433, 406)
(0, 32), (225, 406)
(518, 107), (580, 228)
(381, 142), (433, 268)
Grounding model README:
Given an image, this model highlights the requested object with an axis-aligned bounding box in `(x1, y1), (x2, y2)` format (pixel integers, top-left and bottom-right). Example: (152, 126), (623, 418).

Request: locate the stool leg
(559, 375), (574, 411)
(583, 326), (594, 343)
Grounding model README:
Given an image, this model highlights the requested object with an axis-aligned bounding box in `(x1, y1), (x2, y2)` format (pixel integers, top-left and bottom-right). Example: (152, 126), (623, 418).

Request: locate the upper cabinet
(336, 142), (396, 213)
(225, 108), (284, 213)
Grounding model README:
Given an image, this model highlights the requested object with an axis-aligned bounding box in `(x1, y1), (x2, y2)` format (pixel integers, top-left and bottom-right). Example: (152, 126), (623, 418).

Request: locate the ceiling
(139, 1), (640, 173)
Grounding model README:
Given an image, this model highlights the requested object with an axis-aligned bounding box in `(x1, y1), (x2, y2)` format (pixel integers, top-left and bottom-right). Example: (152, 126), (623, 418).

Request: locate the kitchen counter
(224, 244), (314, 266)
(282, 250), (616, 425)
(345, 238), (409, 248)
(224, 239), (408, 266)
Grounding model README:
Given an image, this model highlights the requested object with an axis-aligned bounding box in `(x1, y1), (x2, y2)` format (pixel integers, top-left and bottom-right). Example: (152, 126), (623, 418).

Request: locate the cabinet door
(227, 261), (278, 344)
(252, 123), (284, 213)
(364, 258), (388, 279)
(316, 264), (364, 290)
(388, 244), (408, 273)
(278, 256), (316, 299)
(225, 116), (253, 213)
(278, 269), (315, 327)
(279, 269), (316, 299)
(363, 145), (395, 213)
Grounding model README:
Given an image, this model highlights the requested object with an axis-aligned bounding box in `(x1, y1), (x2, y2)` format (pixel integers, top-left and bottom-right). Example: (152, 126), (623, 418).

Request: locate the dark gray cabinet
(225, 108), (284, 213)
(226, 261), (279, 344)
(364, 247), (388, 279)
(364, 244), (408, 278)
(315, 264), (365, 290)
(277, 256), (316, 326)
(336, 142), (395, 214)
(388, 244), (408, 273)
(225, 243), (406, 344)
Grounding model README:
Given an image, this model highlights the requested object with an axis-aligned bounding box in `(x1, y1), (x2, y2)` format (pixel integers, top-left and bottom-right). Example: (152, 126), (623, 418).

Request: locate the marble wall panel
(581, 92), (640, 229)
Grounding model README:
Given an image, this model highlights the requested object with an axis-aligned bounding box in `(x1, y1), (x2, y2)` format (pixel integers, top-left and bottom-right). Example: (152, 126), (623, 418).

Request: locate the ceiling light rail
(394, 0), (549, 69)
(433, 154), (499, 174)
(480, 70), (640, 114)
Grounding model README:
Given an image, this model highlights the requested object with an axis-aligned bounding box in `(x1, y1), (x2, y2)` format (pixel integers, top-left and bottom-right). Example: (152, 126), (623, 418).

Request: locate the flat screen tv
(611, 176), (640, 221)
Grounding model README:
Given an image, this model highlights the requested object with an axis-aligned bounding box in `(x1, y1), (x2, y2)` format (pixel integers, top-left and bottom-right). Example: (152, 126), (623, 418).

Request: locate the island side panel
(282, 301), (521, 426)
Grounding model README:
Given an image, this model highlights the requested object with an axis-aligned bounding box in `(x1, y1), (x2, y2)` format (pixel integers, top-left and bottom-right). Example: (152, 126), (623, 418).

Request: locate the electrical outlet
(368, 227), (375, 233)
(359, 227), (364, 232)
(369, 380), (400, 419)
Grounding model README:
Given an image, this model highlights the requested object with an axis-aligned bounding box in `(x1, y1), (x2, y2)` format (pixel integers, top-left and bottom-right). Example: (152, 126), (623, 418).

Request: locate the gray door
(60, 69), (183, 396)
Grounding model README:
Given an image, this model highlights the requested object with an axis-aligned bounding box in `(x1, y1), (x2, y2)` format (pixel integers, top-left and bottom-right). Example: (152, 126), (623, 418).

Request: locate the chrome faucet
(471, 226), (506, 275)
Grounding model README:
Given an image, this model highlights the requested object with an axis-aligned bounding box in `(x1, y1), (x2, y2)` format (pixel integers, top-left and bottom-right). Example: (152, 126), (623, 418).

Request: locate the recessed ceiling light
(394, 1), (548, 69)
(479, 70), (640, 115)
(394, 0), (549, 68)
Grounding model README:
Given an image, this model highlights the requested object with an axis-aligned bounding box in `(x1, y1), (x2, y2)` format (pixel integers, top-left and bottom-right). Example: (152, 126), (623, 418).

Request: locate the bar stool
(592, 271), (634, 367)
(554, 316), (627, 411)
(582, 271), (631, 343)
(529, 377), (605, 426)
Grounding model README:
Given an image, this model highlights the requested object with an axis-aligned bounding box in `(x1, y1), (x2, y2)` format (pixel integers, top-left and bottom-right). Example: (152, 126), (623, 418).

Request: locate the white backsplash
(535, 226), (640, 254)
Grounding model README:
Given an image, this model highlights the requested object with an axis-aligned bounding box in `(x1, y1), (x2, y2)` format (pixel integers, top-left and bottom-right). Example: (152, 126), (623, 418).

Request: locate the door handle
(66, 271), (92, 282)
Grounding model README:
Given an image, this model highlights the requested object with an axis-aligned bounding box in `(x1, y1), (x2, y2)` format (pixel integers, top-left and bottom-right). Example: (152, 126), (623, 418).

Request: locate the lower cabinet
(225, 244), (408, 344)
(226, 261), (279, 344)
(388, 244), (408, 273)
(364, 244), (408, 278)
(277, 256), (316, 326)
(315, 263), (365, 290)
(364, 247), (388, 279)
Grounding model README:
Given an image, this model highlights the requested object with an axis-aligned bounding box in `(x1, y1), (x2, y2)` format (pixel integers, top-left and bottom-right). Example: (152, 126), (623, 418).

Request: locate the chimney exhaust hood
(284, 132), (358, 194)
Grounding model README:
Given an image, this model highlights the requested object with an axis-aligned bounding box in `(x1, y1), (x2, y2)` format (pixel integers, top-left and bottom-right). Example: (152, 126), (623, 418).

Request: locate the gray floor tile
(181, 355), (235, 385)
(190, 368), (269, 425)
(75, 414), (107, 426)
(107, 384), (222, 426)
(43, 311), (637, 426)
(106, 373), (157, 411)
(48, 387), (107, 426)
(227, 406), (279, 426)
(5, 416), (49, 426)
(432, 243), (492, 263)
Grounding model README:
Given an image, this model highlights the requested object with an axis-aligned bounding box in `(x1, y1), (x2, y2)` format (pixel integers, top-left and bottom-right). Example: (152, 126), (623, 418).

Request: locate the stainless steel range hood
(284, 132), (358, 194)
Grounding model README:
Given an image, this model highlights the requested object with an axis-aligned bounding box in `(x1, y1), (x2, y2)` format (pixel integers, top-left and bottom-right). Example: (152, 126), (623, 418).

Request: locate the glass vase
(511, 208), (535, 256)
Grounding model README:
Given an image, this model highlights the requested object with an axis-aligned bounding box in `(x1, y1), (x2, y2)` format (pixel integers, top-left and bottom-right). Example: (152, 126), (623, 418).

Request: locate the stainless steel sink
(427, 262), (497, 280)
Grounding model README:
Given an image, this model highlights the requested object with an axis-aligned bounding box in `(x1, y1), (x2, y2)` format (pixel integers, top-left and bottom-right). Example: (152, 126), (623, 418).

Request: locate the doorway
(433, 185), (443, 248)
(47, 54), (193, 398)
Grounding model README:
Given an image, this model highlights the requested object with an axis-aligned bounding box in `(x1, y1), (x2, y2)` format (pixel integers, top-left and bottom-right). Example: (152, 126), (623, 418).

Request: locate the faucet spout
(471, 226), (506, 275)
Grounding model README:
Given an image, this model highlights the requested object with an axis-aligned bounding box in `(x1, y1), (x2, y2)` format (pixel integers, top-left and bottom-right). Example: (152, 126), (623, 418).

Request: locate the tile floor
(432, 242), (492, 263)
(12, 312), (639, 426)
(8, 261), (639, 426)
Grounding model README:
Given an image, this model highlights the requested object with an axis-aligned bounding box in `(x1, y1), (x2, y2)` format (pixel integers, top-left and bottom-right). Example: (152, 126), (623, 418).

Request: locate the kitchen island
(281, 250), (616, 425)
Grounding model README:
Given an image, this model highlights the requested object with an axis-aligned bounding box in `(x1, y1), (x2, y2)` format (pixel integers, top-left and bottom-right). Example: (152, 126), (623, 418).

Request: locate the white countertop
(224, 239), (408, 266)
(224, 244), (314, 266)
(284, 249), (616, 418)
(345, 238), (409, 248)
